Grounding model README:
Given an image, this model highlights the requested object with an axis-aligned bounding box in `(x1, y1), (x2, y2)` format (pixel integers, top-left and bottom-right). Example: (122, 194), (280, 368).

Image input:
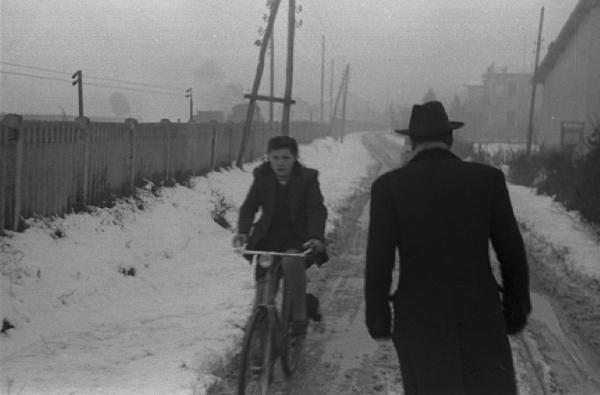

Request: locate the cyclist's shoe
(306, 293), (322, 322)
(290, 319), (308, 337)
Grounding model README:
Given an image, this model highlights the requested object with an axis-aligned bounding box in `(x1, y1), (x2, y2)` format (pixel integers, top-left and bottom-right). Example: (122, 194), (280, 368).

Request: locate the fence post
(160, 119), (171, 183)
(76, 116), (90, 208)
(126, 118), (138, 194)
(210, 120), (218, 170)
(4, 114), (24, 231)
(0, 118), (8, 234)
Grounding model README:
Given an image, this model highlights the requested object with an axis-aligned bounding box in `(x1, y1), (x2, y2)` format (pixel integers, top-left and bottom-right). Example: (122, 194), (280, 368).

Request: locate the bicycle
(236, 248), (312, 395)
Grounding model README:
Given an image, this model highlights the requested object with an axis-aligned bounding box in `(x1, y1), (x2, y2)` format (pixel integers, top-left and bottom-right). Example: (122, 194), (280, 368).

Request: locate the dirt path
(208, 132), (600, 395)
(514, 245), (600, 394)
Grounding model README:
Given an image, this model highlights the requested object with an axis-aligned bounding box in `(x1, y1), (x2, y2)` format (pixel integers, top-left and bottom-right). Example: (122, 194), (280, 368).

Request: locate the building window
(508, 81), (517, 96)
(507, 111), (516, 128)
(560, 121), (585, 149)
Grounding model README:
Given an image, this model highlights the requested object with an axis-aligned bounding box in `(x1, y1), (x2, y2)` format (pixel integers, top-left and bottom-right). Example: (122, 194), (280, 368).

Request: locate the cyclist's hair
(267, 136), (298, 156)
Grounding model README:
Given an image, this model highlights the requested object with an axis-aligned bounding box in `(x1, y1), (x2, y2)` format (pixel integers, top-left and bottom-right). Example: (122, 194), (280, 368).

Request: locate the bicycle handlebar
(235, 248), (312, 258)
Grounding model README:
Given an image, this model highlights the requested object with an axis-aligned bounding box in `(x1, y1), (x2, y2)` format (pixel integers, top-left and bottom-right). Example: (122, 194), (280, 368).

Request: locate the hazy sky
(1, 0), (578, 121)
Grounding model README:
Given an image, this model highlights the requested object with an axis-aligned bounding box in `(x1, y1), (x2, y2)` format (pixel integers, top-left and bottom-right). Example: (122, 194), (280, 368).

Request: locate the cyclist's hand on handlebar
(232, 233), (248, 250)
(303, 239), (324, 253)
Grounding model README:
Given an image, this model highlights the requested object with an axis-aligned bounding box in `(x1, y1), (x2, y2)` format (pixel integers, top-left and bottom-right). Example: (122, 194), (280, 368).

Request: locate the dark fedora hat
(395, 101), (464, 136)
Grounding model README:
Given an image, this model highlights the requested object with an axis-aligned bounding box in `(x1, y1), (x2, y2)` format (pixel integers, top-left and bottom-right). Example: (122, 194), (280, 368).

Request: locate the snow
(0, 133), (376, 395)
(508, 184), (600, 279)
(2, 131), (599, 394)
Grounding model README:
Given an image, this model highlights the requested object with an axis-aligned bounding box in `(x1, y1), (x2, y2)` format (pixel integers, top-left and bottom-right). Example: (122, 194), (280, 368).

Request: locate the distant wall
(538, 6), (600, 149)
(0, 115), (385, 232)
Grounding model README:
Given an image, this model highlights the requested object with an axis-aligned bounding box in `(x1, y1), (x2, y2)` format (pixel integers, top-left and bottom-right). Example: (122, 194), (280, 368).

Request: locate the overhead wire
(1, 61), (184, 92)
(0, 61), (239, 102)
(2, 4), (336, 107)
(0, 70), (71, 83)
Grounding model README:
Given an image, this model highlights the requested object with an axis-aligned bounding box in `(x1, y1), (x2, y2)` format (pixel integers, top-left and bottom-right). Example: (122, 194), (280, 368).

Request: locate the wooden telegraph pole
(281, 0), (296, 136)
(329, 59), (334, 123)
(320, 35), (325, 122)
(526, 6), (544, 156)
(237, 0), (283, 167)
(269, 30), (275, 125)
(329, 64), (349, 138)
(237, 0), (297, 167)
(186, 88), (193, 122)
(72, 70), (83, 117)
(340, 64), (350, 143)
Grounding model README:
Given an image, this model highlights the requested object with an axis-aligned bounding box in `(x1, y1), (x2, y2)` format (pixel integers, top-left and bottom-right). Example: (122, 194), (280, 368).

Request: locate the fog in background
(1, 0), (578, 122)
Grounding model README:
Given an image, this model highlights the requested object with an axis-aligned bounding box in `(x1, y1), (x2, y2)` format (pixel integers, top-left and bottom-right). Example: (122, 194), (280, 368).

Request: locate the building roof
(536, 0), (600, 82)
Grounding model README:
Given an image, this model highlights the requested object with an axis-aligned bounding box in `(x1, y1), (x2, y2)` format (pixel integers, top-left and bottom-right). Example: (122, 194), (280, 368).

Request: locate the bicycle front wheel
(238, 308), (273, 395)
(280, 289), (303, 376)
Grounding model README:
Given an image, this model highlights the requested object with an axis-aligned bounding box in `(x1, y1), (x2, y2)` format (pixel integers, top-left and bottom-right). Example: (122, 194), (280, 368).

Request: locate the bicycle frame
(236, 249), (310, 394)
(246, 248), (311, 340)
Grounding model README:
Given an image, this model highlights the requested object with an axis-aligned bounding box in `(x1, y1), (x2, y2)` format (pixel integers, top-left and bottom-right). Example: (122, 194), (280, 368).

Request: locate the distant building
(462, 65), (533, 143)
(535, 0), (600, 150)
(191, 110), (225, 123)
(227, 103), (264, 123)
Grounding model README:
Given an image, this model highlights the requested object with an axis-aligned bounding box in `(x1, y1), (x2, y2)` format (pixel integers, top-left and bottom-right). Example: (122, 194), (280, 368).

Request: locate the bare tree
(109, 92), (131, 119)
(423, 88), (437, 103)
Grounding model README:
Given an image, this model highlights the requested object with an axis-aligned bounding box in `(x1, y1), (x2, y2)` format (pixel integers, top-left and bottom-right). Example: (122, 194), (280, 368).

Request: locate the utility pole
(186, 88), (193, 122)
(328, 64), (349, 138)
(269, 30), (275, 126)
(320, 35), (325, 122)
(72, 70), (83, 117)
(329, 59), (334, 123)
(281, 0), (296, 136)
(236, 0), (283, 167)
(340, 64), (350, 143)
(526, 6), (544, 156)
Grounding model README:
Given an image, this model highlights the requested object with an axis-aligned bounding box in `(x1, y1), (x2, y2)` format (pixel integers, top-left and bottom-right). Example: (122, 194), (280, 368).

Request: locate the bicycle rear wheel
(238, 308), (273, 395)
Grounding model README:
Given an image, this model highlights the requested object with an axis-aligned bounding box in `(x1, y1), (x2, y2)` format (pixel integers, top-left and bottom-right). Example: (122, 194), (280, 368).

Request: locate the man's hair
(410, 131), (453, 147)
(267, 135), (299, 156)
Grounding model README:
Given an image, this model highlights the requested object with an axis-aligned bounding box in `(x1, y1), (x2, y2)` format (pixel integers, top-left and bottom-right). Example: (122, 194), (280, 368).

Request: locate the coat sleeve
(305, 170), (328, 241)
(490, 170), (531, 333)
(238, 173), (261, 235)
(365, 176), (397, 339)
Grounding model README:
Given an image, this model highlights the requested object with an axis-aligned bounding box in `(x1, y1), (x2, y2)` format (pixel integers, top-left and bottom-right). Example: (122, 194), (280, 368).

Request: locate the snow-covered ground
(508, 184), (600, 280)
(2, 131), (599, 395)
(0, 133), (376, 395)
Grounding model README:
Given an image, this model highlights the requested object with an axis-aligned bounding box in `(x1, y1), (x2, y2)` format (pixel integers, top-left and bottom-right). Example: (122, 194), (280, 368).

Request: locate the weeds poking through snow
(142, 178), (162, 197)
(1, 318), (15, 334)
(1, 240), (28, 285)
(209, 190), (233, 230)
(118, 267), (136, 277)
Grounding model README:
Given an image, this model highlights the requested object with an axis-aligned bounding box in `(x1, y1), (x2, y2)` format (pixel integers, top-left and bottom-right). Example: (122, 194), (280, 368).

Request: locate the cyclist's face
(268, 148), (296, 179)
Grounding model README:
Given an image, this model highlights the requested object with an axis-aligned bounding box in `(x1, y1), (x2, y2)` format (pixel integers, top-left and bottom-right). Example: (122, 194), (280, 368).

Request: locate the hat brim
(395, 121), (464, 136)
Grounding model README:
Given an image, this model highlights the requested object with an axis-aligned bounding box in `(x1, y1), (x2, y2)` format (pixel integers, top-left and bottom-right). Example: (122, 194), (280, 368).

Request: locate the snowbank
(508, 184), (600, 280)
(0, 133), (376, 394)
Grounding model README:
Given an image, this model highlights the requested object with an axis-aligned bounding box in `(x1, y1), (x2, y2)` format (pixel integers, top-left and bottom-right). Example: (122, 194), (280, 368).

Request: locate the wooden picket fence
(1, 115), (379, 232)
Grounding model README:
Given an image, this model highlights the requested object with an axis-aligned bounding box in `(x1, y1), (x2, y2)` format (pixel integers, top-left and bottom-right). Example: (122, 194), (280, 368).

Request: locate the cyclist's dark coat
(238, 161), (327, 252)
(365, 148), (531, 395)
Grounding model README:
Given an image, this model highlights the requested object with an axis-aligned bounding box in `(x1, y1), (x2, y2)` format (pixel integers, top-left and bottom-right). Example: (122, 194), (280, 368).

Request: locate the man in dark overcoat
(365, 101), (531, 394)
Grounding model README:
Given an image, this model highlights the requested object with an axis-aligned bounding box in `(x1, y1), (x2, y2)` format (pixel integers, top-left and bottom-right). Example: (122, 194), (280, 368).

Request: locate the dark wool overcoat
(238, 161), (327, 251)
(365, 148), (531, 395)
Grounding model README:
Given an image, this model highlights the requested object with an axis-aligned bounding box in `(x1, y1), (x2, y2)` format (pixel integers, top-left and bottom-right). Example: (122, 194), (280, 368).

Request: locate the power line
(0, 61), (72, 76)
(1, 61), (184, 92)
(2, 69), (241, 106)
(85, 82), (182, 96)
(0, 70), (71, 83)
(85, 75), (183, 92)
(1, 70), (184, 97)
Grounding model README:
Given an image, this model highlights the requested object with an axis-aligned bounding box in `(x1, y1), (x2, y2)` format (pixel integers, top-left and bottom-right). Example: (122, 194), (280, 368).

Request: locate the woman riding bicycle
(233, 135), (328, 338)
